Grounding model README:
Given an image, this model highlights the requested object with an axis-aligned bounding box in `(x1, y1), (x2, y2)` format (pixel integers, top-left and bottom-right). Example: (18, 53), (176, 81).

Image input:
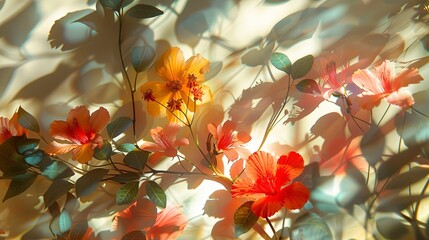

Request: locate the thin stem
(412, 106), (429, 118)
(116, 11), (138, 143)
(266, 217), (278, 240)
(376, 104), (391, 127)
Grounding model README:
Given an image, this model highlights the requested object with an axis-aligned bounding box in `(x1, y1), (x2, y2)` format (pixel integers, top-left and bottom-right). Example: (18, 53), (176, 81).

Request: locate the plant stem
(266, 217), (278, 240)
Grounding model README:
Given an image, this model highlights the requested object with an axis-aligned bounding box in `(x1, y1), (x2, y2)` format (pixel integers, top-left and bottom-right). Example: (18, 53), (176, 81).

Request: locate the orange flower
(352, 60), (423, 109)
(231, 151), (309, 218)
(207, 120), (251, 162)
(0, 112), (26, 144)
(113, 198), (187, 240)
(45, 106), (110, 164)
(139, 123), (189, 165)
(140, 47), (212, 124)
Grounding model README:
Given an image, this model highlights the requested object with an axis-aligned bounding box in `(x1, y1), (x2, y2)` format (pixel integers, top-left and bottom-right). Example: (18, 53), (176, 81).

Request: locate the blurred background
(0, 0), (429, 239)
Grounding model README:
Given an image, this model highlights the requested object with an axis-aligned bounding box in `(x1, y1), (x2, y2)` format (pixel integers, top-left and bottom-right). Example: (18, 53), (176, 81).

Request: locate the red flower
(0, 112), (26, 144)
(231, 151), (309, 218)
(207, 120), (251, 162)
(45, 106), (110, 164)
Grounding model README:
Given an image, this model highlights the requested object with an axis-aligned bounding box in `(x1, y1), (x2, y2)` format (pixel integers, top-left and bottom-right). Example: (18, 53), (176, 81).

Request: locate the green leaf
(17, 138), (39, 154)
(51, 210), (72, 235)
(116, 143), (137, 153)
(3, 172), (37, 202)
(131, 46), (156, 72)
(270, 52), (292, 74)
(234, 201), (258, 238)
(0, 136), (27, 176)
(17, 106), (40, 133)
(111, 172), (141, 183)
(41, 161), (74, 181)
(376, 195), (428, 212)
(126, 4), (164, 19)
(376, 217), (411, 239)
(24, 149), (43, 165)
(107, 117), (133, 139)
(63, 192), (77, 214)
(121, 230), (146, 240)
(116, 181), (139, 205)
(43, 180), (74, 209)
(296, 79), (321, 95)
(76, 168), (108, 197)
(146, 181), (166, 208)
(386, 166), (429, 190)
(99, 0), (133, 11)
(93, 141), (112, 160)
(291, 213), (333, 240)
(124, 150), (150, 171)
(291, 55), (314, 79)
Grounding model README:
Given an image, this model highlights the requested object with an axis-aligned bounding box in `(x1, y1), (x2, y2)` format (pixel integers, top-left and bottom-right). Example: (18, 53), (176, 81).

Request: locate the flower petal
(156, 47), (185, 82)
(140, 82), (172, 117)
(279, 182), (310, 210)
(354, 93), (387, 110)
(393, 67), (423, 90)
(67, 106), (91, 133)
(183, 53), (210, 83)
(231, 178), (257, 198)
(139, 141), (164, 152)
(148, 152), (165, 165)
(45, 141), (78, 155)
(89, 107), (110, 133)
(207, 123), (218, 139)
(385, 89), (415, 109)
(71, 143), (94, 164)
(237, 131), (251, 144)
(174, 137), (189, 147)
(352, 69), (384, 94)
(146, 206), (187, 240)
(49, 120), (75, 142)
(246, 151), (276, 180)
(224, 149), (239, 162)
(251, 194), (284, 218)
(276, 151), (305, 185)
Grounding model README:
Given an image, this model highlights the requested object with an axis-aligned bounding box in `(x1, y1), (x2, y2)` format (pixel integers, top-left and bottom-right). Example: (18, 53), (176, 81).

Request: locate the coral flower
(140, 47), (212, 124)
(231, 151), (310, 218)
(316, 53), (349, 99)
(139, 123), (189, 164)
(45, 106), (110, 164)
(207, 120), (251, 161)
(113, 198), (187, 240)
(352, 60), (423, 109)
(0, 112), (26, 144)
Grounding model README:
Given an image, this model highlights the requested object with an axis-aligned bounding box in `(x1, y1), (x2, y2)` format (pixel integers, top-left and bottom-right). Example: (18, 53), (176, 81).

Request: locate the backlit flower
(208, 120), (251, 162)
(113, 198), (187, 240)
(140, 47), (212, 124)
(139, 123), (189, 165)
(45, 106), (110, 164)
(0, 112), (26, 144)
(352, 60), (423, 109)
(316, 53), (349, 99)
(231, 151), (309, 218)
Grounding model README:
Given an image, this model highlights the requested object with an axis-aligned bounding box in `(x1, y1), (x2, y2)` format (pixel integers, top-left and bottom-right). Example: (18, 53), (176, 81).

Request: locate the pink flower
(113, 198), (187, 240)
(45, 106), (110, 164)
(316, 53), (349, 99)
(352, 60), (423, 109)
(207, 120), (251, 162)
(139, 123), (189, 164)
(0, 112), (26, 144)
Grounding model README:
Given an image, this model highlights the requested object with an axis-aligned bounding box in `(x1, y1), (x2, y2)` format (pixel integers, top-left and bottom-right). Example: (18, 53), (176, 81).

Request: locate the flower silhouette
(140, 47), (212, 124)
(139, 123), (189, 165)
(113, 198), (187, 240)
(45, 106), (110, 164)
(231, 151), (309, 218)
(0, 112), (26, 144)
(352, 60), (423, 109)
(207, 120), (251, 162)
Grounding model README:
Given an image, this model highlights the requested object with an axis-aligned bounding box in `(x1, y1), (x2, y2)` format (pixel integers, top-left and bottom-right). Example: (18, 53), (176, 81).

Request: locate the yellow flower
(140, 47), (212, 124)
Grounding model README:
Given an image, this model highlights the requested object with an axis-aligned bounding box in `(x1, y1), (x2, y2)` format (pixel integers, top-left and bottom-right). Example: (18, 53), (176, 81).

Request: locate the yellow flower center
(166, 80), (182, 92)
